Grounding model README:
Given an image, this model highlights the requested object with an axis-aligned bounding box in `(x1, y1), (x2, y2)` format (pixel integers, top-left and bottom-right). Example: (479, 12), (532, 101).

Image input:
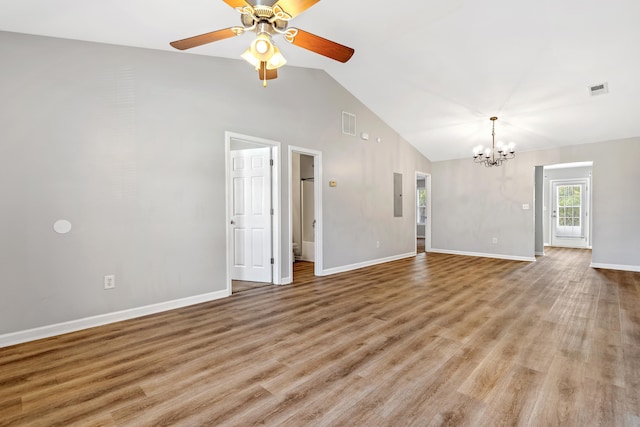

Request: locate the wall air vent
(342, 111), (356, 136)
(589, 82), (609, 96)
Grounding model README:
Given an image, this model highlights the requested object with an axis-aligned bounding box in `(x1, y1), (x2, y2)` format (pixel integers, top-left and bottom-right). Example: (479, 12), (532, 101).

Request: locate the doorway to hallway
(288, 146), (323, 283)
(225, 132), (282, 295)
(415, 172), (431, 254)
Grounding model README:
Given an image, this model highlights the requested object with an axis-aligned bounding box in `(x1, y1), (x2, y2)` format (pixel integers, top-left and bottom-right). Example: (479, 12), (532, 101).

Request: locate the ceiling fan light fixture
(250, 33), (275, 62)
(266, 46), (287, 70)
(241, 48), (260, 69)
(255, 39), (269, 54)
(242, 43), (286, 71)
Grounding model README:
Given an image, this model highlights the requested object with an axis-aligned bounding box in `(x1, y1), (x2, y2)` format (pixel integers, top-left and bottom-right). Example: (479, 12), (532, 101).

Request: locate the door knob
(230, 220), (235, 225)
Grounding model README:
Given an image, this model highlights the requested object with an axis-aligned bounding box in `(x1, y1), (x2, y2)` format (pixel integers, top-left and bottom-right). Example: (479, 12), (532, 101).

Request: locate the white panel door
(551, 180), (589, 248)
(230, 147), (272, 282)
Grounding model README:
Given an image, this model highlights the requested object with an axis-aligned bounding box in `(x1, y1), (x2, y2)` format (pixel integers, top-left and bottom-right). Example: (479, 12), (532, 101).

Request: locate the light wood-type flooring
(2, 248), (640, 426)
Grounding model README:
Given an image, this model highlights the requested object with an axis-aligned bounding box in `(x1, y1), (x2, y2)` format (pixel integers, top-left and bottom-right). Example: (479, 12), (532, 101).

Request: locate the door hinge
(270, 258), (274, 265)
(270, 159), (274, 166)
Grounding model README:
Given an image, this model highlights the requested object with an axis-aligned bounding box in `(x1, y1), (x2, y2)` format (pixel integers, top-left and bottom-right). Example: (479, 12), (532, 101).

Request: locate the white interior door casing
(230, 147), (272, 282)
(550, 179), (589, 248)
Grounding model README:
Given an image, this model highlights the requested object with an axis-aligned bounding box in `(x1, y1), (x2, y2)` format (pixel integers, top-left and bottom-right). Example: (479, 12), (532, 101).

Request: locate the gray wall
(0, 31), (431, 335)
(431, 139), (640, 267)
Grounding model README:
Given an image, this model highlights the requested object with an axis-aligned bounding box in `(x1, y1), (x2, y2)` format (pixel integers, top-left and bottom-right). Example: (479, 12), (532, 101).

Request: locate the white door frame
(415, 171), (432, 253)
(225, 131), (281, 296)
(288, 146), (323, 282)
(549, 177), (590, 248)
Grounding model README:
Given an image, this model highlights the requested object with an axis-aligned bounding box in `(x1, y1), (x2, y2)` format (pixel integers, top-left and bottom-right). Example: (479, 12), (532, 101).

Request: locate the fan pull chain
(260, 61), (268, 87)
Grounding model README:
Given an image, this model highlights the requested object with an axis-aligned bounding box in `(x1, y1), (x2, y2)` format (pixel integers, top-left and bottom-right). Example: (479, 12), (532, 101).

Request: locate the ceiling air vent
(342, 111), (356, 136)
(589, 82), (609, 96)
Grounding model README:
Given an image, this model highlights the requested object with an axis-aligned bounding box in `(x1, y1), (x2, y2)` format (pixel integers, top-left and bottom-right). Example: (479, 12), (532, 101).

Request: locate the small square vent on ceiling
(342, 111), (356, 136)
(589, 82), (609, 96)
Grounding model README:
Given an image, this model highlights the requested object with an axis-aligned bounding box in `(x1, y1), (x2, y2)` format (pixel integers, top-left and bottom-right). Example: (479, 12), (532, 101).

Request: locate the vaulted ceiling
(1, 0), (638, 161)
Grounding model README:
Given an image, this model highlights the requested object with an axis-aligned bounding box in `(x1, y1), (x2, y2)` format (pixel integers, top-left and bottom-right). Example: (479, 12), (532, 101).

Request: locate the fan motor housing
(240, 6), (288, 32)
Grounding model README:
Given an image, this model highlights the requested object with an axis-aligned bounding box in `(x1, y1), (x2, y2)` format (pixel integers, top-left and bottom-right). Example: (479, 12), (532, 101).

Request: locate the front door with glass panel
(550, 180), (589, 248)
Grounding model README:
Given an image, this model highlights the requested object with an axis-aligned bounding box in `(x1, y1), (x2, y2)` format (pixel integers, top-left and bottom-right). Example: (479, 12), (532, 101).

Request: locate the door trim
(225, 131), (281, 296)
(415, 171), (432, 253)
(287, 146), (323, 282)
(549, 177), (590, 248)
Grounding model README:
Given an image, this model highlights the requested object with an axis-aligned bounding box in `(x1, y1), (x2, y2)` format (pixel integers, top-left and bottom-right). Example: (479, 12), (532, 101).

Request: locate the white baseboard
(280, 276), (292, 285)
(0, 290), (229, 349)
(535, 251), (545, 256)
(590, 263), (640, 272)
(430, 248), (536, 262)
(320, 252), (416, 276)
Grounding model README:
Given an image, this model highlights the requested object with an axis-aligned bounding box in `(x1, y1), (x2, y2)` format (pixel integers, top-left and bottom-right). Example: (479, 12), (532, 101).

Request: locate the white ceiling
(1, 0), (638, 161)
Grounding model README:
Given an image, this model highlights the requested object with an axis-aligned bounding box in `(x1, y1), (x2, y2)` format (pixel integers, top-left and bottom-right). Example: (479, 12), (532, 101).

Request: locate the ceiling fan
(170, 0), (355, 86)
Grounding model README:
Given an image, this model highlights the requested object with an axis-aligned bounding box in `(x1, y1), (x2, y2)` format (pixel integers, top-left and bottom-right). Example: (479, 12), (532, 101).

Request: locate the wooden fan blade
(259, 62), (278, 80)
(289, 29), (354, 63)
(170, 28), (239, 50)
(272, 0), (319, 18)
(221, 0), (250, 8)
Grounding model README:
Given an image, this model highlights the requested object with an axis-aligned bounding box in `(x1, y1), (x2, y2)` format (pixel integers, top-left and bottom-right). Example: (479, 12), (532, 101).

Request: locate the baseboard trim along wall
(430, 248), (536, 263)
(0, 290), (229, 349)
(321, 252), (416, 276)
(590, 262), (640, 272)
(280, 276), (292, 285)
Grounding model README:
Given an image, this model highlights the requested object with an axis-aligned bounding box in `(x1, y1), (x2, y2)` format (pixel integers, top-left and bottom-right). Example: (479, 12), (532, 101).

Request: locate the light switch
(522, 204), (530, 210)
(329, 180), (337, 187)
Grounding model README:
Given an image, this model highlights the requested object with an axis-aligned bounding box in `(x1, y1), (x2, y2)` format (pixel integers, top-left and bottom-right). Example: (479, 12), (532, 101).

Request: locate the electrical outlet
(104, 275), (115, 290)
(492, 237), (498, 244)
(376, 241), (380, 248)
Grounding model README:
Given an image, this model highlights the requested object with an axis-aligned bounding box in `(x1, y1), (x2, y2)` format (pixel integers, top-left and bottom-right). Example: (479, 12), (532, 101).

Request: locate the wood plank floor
(1, 248), (640, 426)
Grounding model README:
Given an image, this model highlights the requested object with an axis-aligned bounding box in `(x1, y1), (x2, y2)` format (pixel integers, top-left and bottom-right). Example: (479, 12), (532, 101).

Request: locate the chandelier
(472, 117), (515, 167)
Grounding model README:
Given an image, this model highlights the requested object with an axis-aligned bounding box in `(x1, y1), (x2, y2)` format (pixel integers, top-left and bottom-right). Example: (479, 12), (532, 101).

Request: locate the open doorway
(225, 132), (281, 295)
(293, 153), (315, 263)
(415, 172), (432, 254)
(544, 162), (592, 250)
(534, 162), (593, 258)
(288, 146), (323, 283)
